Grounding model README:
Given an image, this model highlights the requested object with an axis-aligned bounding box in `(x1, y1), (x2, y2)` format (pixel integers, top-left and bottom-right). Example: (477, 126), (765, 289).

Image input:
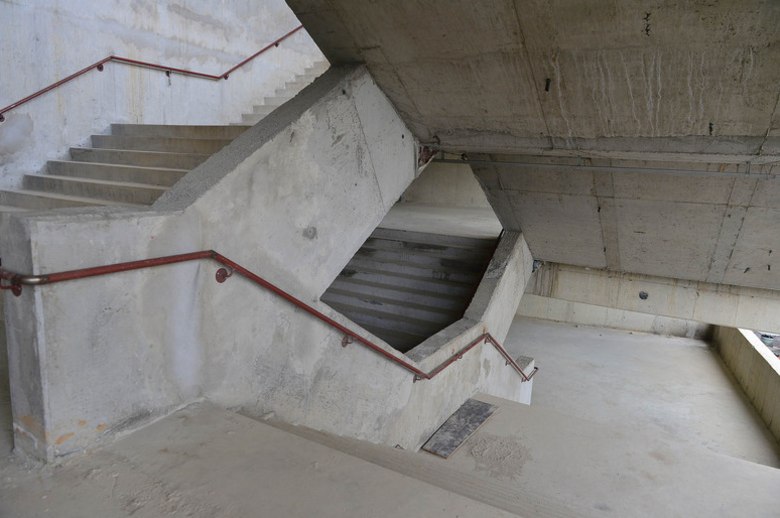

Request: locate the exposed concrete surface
(0, 66), (527, 461)
(518, 293), (712, 338)
(473, 155), (780, 291)
(0, 402), (516, 518)
(379, 203), (502, 239)
(400, 161), (493, 209)
(288, 1), (780, 294)
(270, 392), (780, 518)
(0, 0), (325, 189)
(440, 394), (780, 518)
(528, 262), (780, 333)
(505, 317), (780, 467)
(713, 327), (780, 442)
(289, 1), (780, 146)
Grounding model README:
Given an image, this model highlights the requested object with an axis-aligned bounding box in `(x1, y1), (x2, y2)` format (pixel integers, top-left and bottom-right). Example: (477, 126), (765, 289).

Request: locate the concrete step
(326, 280), (465, 312)
(326, 300), (447, 339)
(337, 268), (476, 297)
(263, 95), (292, 105)
(23, 175), (166, 205)
(242, 113), (266, 125)
(0, 403), (513, 517)
(321, 291), (460, 324)
(69, 148), (210, 169)
(373, 227), (498, 250)
(0, 189), (131, 210)
(91, 135), (232, 154)
(362, 237), (495, 262)
(0, 204), (30, 213)
(110, 124), (250, 139)
(353, 247), (491, 274)
(251, 104), (280, 115)
(345, 255), (484, 285)
(47, 160), (187, 187)
(266, 402), (586, 518)
(322, 228), (496, 352)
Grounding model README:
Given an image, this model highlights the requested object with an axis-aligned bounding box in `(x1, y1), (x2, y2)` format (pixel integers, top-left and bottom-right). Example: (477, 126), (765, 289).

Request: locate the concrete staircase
(321, 228), (498, 353)
(0, 124), (248, 212)
(237, 61), (329, 125)
(0, 61), (329, 213)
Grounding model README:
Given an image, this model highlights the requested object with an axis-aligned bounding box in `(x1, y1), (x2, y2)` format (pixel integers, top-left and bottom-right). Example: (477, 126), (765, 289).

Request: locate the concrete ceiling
(288, 0), (780, 290)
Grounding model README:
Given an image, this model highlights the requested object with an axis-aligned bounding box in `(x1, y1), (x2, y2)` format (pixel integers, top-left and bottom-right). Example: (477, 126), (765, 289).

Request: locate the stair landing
(0, 403), (514, 518)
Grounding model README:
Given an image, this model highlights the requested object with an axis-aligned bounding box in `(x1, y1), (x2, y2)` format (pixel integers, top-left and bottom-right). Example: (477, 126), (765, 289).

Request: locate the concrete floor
(506, 316), (780, 467)
(379, 202), (502, 238)
(0, 403), (515, 518)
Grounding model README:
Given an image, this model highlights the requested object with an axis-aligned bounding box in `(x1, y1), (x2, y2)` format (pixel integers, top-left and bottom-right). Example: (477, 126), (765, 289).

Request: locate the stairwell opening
(320, 160), (504, 354)
(321, 228), (499, 353)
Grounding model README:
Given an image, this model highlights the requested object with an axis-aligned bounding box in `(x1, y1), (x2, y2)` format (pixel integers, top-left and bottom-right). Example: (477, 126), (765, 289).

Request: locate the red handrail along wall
(0, 251), (538, 384)
(0, 25), (305, 122)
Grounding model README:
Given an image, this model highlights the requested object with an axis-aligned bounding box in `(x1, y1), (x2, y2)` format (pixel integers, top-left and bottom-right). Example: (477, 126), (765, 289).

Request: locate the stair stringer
(0, 65), (421, 461)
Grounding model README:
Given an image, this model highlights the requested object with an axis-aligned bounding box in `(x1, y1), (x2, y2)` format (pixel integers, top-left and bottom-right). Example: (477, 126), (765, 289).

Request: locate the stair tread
(0, 189), (141, 206)
(49, 160), (190, 173)
(73, 146), (210, 156)
(0, 204), (30, 212)
(27, 174), (167, 191)
(322, 287), (463, 316)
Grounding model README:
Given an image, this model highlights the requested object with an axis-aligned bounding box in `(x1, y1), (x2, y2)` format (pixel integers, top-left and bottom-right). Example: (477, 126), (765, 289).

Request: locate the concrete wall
(0, 0), (324, 188)
(518, 294), (712, 339)
(1, 66), (527, 461)
(527, 262), (780, 334)
(712, 327), (780, 443)
(400, 162), (492, 208)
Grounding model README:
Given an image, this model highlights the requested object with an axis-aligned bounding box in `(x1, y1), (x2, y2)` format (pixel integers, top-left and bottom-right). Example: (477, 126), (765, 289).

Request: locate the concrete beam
(527, 262), (780, 334)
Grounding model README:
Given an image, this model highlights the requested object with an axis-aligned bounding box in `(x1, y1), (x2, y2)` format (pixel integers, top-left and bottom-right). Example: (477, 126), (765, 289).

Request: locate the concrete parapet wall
(518, 294), (711, 338)
(712, 327), (780, 443)
(1, 65), (529, 461)
(0, 0), (323, 189)
(528, 262), (780, 334)
(0, 66), (419, 460)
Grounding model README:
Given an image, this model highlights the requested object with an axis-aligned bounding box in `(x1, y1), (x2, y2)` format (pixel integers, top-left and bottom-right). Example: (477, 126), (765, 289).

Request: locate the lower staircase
(321, 228), (499, 353)
(0, 61), (328, 213)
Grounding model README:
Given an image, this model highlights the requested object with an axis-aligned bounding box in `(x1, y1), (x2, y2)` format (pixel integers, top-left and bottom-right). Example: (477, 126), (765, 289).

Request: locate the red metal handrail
(0, 25), (304, 122)
(0, 250), (537, 383)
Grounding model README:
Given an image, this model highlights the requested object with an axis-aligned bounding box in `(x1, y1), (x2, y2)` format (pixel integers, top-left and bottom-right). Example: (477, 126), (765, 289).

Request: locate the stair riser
(327, 279), (465, 311)
(362, 239), (495, 261)
(23, 176), (165, 205)
(0, 191), (102, 210)
(371, 228), (498, 249)
(321, 292), (460, 325)
(70, 148), (209, 169)
(91, 135), (230, 154)
(329, 304), (445, 340)
(337, 270), (476, 297)
(111, 124), (249, 139)
(345, 257), (483, 285)
(47, 162), (186, 187)
(354, 249), (491, 274)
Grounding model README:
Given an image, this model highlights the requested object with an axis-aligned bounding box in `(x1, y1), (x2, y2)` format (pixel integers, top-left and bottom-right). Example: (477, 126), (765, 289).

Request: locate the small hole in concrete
(639, 291), (649, 300)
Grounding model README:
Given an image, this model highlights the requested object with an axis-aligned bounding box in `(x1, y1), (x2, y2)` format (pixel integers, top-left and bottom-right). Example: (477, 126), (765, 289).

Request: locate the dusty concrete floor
(379, 202), (502, 238)
(506, 316), (780, 467)
(0, 403), (515, 518)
